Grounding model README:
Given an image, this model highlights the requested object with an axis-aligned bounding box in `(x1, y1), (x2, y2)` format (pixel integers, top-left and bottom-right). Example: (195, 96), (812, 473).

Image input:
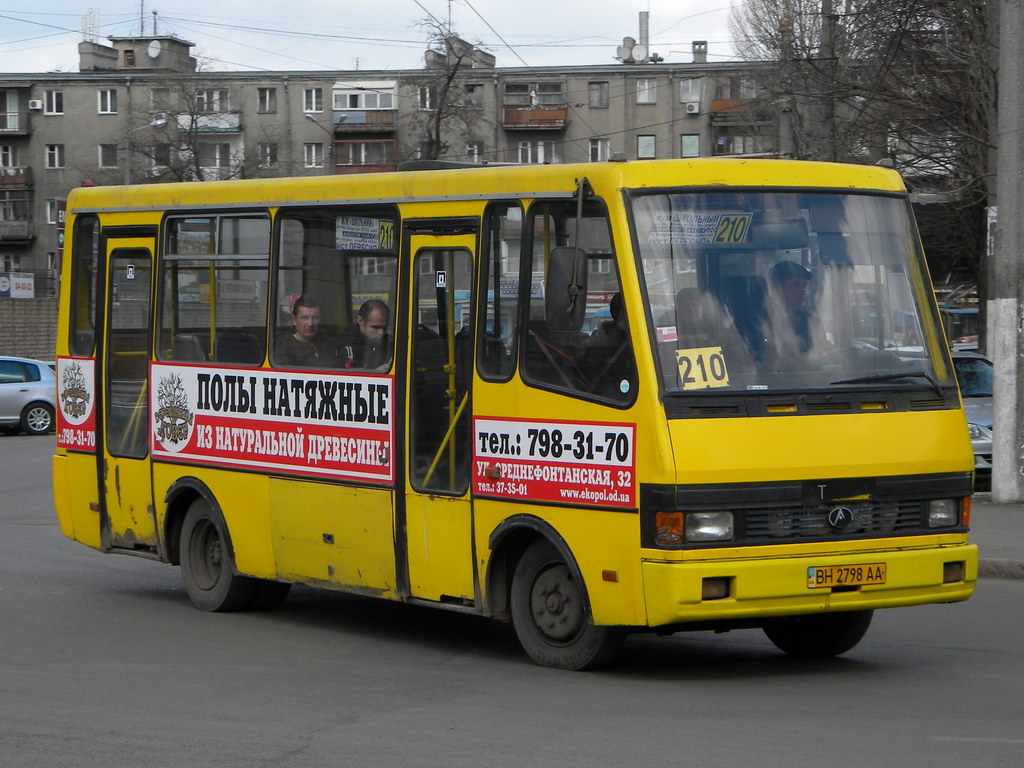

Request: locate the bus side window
(478, 202), (522, 381)
(521, 201), (636, 403)
(69, 215), (100, 357)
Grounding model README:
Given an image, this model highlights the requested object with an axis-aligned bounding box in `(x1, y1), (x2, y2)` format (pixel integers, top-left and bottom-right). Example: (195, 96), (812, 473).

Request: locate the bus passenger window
(272, 207), (398, 371)
(158, 214), (270, 366)
(478, 202), (522, 381)
(522, 200), (635, 403)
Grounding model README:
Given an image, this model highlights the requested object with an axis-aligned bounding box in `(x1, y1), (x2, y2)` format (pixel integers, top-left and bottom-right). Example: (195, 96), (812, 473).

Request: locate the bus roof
(66, 157), (908, 214)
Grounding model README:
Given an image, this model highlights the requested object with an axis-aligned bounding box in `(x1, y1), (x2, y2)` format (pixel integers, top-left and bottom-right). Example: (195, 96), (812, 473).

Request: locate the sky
(0, 1), (742, 74)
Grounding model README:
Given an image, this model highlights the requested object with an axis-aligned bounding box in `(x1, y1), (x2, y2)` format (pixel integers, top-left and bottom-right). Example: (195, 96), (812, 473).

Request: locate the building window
(98, 89), (118, 114)
(588, 82), (609, 108)
(45, 90), (64, 115)
(198, 143), (232, 168)
(333, 85), (395, 110)
(590, 258), (612, 274)
(304, 87), (323, 112)
(637, 135), (656, 159)
(713, 134), (773, 156)
(258, 143), (278, 168)
(46, 199), (59, 224)
(637, 79), (657, 104)
(518, 140), (555, 164)
(465, 83), (485, 109)
(151, 87), (171, 112)
(153, 143), (172, 169)
(0, 145), (17, 167)
(681, 134), (700, 158)
(504, 82), (563, 106)
(46, 144), (65, 169)
(304, 143), (324, 168)
(466, 141), (483, 162)
(679, 78), (702, 103)
(257, 87), (277, 113)
(124, 49), (136, 67)
(337, 140), (394, 167)
(196, 89), (230, 113)
(99, 144), (119, 168)
(417, 86), (436, 111)
(589, 138), (610, 162)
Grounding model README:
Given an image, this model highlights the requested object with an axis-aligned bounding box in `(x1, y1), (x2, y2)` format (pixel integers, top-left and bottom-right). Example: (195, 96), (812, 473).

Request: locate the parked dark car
(0, 357), (56, 436)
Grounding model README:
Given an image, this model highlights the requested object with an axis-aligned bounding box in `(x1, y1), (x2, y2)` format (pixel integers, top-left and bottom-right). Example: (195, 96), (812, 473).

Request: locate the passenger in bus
(276, 295), (344, 368)
(767, 260), (827, 359)
(584, 292), (635, 397)
(337, 299), (392, 371)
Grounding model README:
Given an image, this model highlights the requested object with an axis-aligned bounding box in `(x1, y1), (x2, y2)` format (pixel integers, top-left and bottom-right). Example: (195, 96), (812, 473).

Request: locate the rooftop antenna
(139, 0), (146, 35)
(81, 8), (100, 43)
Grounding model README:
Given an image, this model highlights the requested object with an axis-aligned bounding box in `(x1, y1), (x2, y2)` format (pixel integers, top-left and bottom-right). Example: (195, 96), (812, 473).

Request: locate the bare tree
(731, 0), (996, 282)
(405, 21), (493, 162)
(128, 75), (273, 182)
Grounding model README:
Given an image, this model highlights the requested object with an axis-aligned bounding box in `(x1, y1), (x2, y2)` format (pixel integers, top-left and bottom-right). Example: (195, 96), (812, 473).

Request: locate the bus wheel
(763, 610), (873, 658)
(179, 498), (257, 612)
(510, 540), (625, 670)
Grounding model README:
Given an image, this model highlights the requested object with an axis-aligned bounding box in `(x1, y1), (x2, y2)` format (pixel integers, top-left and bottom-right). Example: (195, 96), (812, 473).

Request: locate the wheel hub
(530, 564), (584, 641)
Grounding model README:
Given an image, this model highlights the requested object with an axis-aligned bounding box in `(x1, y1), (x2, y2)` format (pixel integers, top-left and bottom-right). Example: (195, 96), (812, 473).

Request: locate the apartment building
(0, 34), (775, 289)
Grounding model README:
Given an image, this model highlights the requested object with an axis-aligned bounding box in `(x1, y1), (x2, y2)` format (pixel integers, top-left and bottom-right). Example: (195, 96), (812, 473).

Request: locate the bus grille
(744, 499), (924, 541)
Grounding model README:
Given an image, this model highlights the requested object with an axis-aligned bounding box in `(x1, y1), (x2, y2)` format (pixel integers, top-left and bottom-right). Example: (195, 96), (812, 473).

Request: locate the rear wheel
(510, 540), (625, 670)
(763, 610), (873, 658)
(179, 498), (257, 611)
(21, 402), (54, 435)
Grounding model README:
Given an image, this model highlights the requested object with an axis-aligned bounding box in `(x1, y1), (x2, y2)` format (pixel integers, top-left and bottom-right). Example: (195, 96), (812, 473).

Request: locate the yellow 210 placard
(676, 346), (730, 390)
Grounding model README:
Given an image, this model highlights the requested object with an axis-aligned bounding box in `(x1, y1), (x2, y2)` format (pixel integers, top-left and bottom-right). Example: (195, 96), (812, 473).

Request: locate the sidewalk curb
(979, 559), (1024, 581)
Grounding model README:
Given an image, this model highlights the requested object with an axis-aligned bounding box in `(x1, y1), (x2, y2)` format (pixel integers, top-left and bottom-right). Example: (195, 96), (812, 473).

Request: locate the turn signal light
(655, 511), (684, 546)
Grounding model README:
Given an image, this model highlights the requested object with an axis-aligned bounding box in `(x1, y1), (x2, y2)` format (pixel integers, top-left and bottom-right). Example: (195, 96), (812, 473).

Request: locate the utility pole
(991, 0), (1024, 502)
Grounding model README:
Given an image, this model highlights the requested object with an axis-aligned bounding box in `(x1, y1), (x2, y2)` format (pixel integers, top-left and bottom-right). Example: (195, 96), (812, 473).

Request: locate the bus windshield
(631, 189), (952, 395)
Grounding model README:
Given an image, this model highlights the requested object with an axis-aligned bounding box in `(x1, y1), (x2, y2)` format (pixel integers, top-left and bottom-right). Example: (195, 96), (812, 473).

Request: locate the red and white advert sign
(56, 357), (97, 452)
(151, 363), (394, 484)
(473, 416), (636, 508)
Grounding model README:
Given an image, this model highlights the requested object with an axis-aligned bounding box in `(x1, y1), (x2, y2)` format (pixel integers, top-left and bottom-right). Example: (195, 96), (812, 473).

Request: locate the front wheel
(21, 402), (54, 435)
(510, 540), (626, 670)
(179, 498), (257, 611)
(763, 610), (873, 658)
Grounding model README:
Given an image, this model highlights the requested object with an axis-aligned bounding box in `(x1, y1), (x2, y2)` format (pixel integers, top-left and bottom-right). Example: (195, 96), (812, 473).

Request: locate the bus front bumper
(641, 542), (977, 627)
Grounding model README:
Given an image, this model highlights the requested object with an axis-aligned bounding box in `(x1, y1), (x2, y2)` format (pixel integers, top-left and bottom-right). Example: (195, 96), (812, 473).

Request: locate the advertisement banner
(56, 357), (97, 451)
(473, 416), (636, 509)
(151, 363), (394, 484)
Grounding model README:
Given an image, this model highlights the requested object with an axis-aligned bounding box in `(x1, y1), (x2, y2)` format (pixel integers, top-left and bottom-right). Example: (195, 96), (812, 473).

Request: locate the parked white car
(0, 357), (56, 435)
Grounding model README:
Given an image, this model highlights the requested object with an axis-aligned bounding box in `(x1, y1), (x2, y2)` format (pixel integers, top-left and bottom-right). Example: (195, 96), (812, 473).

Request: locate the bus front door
(98, 234), (158, 554)
(403, 240), (476, 604)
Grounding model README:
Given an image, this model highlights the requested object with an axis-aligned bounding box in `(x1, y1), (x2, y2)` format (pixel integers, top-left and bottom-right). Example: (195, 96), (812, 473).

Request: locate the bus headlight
(686, 511), (734, 542)
(928, 498), (960, 528)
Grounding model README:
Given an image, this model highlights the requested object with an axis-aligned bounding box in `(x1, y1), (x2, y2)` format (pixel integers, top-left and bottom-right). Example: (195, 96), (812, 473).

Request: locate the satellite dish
(147, 40), (162, 59)
(632, 44), (648, 62)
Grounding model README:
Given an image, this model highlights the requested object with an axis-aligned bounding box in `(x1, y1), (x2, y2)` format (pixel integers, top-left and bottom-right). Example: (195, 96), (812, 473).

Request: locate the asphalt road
(3, 434), (1023, 768)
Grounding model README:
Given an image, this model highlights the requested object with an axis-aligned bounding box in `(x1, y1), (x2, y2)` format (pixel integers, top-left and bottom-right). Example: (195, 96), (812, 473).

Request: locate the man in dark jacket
(337, 299), (391, 371)
(276, 295), (343, 367)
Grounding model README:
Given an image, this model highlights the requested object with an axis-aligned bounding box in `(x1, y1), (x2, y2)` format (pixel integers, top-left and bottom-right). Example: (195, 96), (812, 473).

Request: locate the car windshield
(954, 357), (992, 398)
(630, 189), (952, 394)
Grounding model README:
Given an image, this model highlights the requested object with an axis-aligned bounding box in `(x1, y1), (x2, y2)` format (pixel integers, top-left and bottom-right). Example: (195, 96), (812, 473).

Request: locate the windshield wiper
(830, 369), (945, 397)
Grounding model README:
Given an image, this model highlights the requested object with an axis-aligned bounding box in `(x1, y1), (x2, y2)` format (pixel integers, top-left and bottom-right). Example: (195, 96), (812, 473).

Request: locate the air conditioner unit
(685, 102), (700, 115)
(28, 100), (43, 110)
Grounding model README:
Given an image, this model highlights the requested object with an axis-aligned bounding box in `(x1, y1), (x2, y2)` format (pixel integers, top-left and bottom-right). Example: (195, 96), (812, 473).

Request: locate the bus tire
(179, 498), (257, 612)
(510, 540), (625, 670)
(763, 610), (873, 658)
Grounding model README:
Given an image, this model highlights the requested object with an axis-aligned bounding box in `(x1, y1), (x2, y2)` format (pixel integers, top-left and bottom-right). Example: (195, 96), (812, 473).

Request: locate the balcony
(0, 219), (34, 242)
(0, 167), (32, 188)
(0, 111), (29, 135)
(502, 106), (568, 130)
(177, 112), (242, 133)
(333, 110), (397, 133)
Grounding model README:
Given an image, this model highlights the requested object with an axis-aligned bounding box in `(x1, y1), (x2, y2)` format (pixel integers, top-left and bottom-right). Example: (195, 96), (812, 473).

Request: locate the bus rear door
(98, 228), (159, 553)
(403, 225), (477, 605)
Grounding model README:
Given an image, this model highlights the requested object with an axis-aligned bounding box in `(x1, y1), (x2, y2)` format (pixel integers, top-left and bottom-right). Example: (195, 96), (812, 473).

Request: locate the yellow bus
(52, 158), (977, 669)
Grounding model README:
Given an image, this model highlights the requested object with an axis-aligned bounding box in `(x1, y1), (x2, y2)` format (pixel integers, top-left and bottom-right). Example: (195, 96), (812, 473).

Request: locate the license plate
(807, 563), (886, 589)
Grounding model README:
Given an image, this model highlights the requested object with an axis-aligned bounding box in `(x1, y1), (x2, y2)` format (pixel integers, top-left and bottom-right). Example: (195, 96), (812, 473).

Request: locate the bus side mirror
(545, 246), (589, 332)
